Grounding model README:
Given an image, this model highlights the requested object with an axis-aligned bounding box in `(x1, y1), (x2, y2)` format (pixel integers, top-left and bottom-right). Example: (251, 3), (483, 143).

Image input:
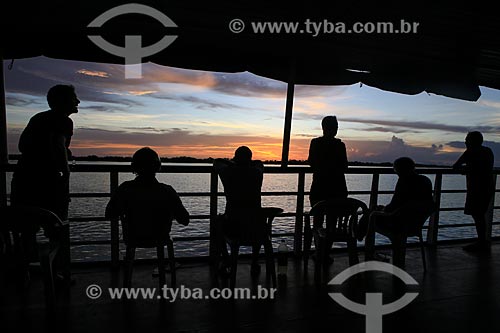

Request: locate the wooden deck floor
(1, 241), (500, 332)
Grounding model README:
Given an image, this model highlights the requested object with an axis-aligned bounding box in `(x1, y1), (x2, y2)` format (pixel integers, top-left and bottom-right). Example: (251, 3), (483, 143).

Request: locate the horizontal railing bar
(70, 221), (500, 247)
(70, 232), (296, 247)
(69, 215), (212, 222)
(3, 163), (500, 175)
(69, 190), (384, 198)
(438, 223), (476, 228)
(71, 193), (110, 198)
(69, 206), (500, 223)
(70, 240), (113, 246)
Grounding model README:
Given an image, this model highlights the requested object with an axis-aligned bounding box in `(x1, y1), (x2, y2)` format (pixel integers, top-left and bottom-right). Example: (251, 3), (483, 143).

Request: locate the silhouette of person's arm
(385, 180), (404, 213)
(168, 187), (190, 226)
(52, 133), (71, 175)
(339, 141), (348, 172)
(251, 160), (264, 170)
(214, 158), (233, 173)
(105, 185), (125, 219)
(18, 121), (33, 154)
(251, 160), (264, 188)
(307, 139), (319, 170)
(453, 151), (468, 174)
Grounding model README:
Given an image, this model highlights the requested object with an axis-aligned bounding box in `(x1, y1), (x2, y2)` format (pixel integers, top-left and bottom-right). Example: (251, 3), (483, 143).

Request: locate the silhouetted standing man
(11, 84), (79, 281)
(11, 84), (79, 221)
(453, 131), (495, 252)
(308, 116), (348, 208)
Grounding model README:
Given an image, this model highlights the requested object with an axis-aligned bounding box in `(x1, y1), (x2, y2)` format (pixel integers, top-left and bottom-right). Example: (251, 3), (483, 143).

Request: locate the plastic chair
(221, 207), (283, 289)
(366, 200), (435, 271)
(0, 205), (64, 308)
(303, 198), (368, 275)
(121, 217), (176, 288)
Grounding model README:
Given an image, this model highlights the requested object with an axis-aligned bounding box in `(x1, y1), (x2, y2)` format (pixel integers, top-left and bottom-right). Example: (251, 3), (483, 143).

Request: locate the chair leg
(314, 232), (324, 278)
(392, 236), (407, 269)
(364, 218), (376, 261)
(229, 243), (240, 290)
(39, 244), (56, 308)
(419, 232), (427, 272)
(347, 237), (359, 266)
(263, 240), (276, 287)
(166, 240), (176, 287)
(156, 246), (166, 288)
(303, 215), (312, 269)
(124, 247), (135, 288)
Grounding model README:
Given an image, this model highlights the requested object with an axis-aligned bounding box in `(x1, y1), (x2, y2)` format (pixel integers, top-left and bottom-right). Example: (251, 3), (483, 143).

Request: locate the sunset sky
(4, 57), (500, 165)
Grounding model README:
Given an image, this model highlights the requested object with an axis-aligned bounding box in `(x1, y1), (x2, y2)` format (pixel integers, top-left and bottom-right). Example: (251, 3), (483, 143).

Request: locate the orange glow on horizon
(70, 141), (306, 161)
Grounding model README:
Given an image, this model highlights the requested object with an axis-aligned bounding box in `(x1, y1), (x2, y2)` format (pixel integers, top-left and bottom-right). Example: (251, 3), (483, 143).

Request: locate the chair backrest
(310, 198), (368, 238)
(121, 214), (172, 248)
(0, 205), (63, 260)
(0, 205), (63, 234)
(115, 182), (180, 248)
(392, 199), (436, 234)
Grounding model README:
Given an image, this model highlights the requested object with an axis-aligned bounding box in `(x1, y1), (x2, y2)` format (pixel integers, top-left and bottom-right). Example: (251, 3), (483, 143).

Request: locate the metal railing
(1, 164), (499, 265)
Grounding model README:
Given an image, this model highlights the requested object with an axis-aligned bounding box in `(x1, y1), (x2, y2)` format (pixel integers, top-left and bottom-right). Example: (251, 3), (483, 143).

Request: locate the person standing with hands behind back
(453, 131), (495, 252)
(308, 116), (348, 264)
(308, 115), (348, 208)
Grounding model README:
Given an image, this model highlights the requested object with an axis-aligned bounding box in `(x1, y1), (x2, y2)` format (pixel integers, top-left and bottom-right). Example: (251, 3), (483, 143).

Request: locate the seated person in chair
(214, 146), (266, 276)
(105, 147), (189, 248)
(357, 157), (434, 259)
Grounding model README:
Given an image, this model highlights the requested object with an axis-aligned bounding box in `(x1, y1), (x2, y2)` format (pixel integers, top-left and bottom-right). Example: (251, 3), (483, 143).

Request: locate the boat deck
(1, 241), (499, 333)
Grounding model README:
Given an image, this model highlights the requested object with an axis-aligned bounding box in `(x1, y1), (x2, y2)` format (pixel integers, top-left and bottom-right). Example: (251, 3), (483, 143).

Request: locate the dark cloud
(6, 94), (44, 107)
(448, 140), (500, 164)
(208, 73), (343, 98)
(361, 126), (421, 134)
(295, 133), (317, 138)
(341, 136), (460, 166)
(295, 113), (500, 134)
(122, 127), (187, 133)
(447, 141), (465, 149)
(151, 94), (251, 111)
(341, 118), (500, 134)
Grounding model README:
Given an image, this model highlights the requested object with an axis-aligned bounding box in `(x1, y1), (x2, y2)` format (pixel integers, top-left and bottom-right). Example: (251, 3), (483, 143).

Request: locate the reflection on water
(5, 163), (499, 262)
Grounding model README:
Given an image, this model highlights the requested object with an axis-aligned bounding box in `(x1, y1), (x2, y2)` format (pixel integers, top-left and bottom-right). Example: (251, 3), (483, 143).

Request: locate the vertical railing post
(110, 170), (119, 269)
(209, 170), (219, 264)
(0, 165), (6, 208)
(0, 58), (9, 208)
(485, 174), (497, 242)
(369, 173), (379, 210)
(427, 172), (442, 246)
(294, 171), (305, 255)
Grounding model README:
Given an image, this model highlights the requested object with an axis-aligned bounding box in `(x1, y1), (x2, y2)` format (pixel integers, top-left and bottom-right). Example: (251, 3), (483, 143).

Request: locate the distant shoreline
(8, 154), (447, 168)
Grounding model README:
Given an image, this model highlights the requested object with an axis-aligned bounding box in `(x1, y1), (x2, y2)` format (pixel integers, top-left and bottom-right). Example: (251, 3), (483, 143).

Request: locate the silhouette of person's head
(233, 146), (252, 166)
(465, 131), (483, 149)
(322, 116), (338, 137)
(393, 157), (416, 177)
(47, 85), (80, 116)
(131, 147), (161, 177)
